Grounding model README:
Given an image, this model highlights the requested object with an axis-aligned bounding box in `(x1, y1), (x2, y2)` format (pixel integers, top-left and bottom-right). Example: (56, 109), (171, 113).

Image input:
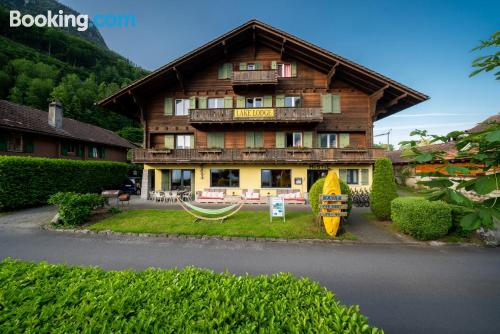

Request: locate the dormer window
(247, 63), (256, 70)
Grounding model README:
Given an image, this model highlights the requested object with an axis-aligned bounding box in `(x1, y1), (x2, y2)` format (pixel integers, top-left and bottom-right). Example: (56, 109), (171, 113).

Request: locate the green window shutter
(254, 63), (262, 70)
(218, 64), (225, 79)
(332, 94), (341, 113)
(208, 132), (224, 148)
(23, 136), (34, 153)
(254, 132), (264, 147)
(76, 144), (84, 157)
(0, 133), (6, 151)
(88, 146), (93, 157)
(239, 62), (247, 70)
(245, 132), (255, 148)
(303, 131), (313, 148)
(275, 132), (285, 148)
(275, 95), (285, 107)
(361, 169), (369, 185)
(263, 96), (273, 107)
(271, 61), (277, 70)
(236, 96), (245, 108)
(98, 147), (106, 159)
(189, 135), (195, 148)
(164, 97), (173, 115)
(339, 133), (350, 148)
(61, 143), (68, 156)
(339, 169), (347, 183)
(291, 62), (297, 77)
(321, 94), (333, 113)
(189, 96), (196, 109)
(226, 63), (233, 78)
(164, 135), (174, 149)
(198, 96), (207, 109)
(224, 96), (233, 108)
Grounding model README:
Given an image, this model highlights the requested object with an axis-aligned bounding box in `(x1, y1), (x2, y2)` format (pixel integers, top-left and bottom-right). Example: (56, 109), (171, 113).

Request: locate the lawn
(89, 209), (338, 239)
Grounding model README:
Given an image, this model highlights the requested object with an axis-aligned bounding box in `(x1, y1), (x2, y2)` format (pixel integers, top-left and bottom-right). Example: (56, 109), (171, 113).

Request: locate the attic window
(277, 63), (292, 77)
(247, 63), (255, 70)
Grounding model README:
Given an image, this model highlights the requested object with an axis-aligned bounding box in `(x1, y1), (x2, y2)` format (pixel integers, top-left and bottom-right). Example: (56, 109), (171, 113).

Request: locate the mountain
(1, 0), (107, 48)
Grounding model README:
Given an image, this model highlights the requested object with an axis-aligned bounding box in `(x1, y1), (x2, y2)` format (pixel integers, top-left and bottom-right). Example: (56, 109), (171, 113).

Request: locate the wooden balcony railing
(133, 148), (385, 164)
(189, 107), (323, 123)
(232, 70), (278, 85)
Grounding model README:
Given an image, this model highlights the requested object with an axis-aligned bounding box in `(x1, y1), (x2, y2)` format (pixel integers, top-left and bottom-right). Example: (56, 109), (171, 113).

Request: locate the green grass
(89, 209), (336, 239)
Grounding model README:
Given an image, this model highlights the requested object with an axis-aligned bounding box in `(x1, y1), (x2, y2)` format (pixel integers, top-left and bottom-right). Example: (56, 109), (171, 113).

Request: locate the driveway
(0, 212), (499, 334)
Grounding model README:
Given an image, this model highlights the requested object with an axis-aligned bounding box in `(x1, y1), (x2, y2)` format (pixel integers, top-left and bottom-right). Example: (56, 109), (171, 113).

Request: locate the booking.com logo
(10, 10), (136, 31)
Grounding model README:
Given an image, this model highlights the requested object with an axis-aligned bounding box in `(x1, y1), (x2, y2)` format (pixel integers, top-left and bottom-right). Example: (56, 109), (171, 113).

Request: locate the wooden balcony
(189, 107), (323, 124)
(133, 148), (385, 164)
(232, 70), (278, 85)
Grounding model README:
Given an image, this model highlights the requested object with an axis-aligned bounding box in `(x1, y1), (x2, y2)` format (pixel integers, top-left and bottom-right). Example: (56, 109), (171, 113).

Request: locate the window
(176, 134), (193, 149)
(67, 143), (76, 153)
(171, 169), (192, 190)
(6, 133), (23, 152)
(175, 99), (190, 116)
(285, 132), (302, 147)
(247, 63), (255, 70)
(245, 97), (263, 108)
(284, 96), (301, 107)
(208, 98), (224, 109)
(91, 147), (98, 158)
(261, 169), (291, 188)
(318, 133), (337, 148)
(210, 169), (240, 187)
(340, 169), (359, 185)
(88, 146), (105, 158)
(277, 63), (292, 77)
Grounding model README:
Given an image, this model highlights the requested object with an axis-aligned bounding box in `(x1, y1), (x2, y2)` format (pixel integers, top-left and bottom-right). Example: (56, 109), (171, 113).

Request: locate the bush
(0, 259), (383, 333)
(391, 197), (452, 240)
(309, 177), (352, 217)
(48, 192), (105, 226)
(448, 204), (475, 237)
(371, 158), (398, 220)
(0, 156), (129, 210)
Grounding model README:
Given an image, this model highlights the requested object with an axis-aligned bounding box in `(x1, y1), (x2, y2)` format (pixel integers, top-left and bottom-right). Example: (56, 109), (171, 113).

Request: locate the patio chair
(156, 191), (166, 203)
(149, 191), (156, 201)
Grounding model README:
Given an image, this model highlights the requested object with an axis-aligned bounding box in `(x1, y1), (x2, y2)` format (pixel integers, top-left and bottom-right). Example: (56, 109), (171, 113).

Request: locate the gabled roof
(467, 114), (500, 133)
(0, 100), (135, 149)
(98, 19), (428, 121)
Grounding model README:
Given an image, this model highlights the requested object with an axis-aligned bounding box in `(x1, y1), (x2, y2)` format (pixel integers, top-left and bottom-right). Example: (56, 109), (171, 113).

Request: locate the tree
(116, 127), (144, 145)
(370, 158), (398, 220)
(374, 143), (395, 151)
(470, 31), (500, 80)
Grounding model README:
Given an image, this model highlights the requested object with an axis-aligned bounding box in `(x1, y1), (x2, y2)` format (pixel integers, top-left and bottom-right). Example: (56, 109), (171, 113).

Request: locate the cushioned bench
(277, 189), (306, 204)
(196, 188), (226, 203)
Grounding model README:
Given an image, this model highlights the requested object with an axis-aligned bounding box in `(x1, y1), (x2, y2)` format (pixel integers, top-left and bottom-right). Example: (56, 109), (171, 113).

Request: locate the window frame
(261, 169), (292, 188)
(284, 96), (301, 107)
(6, 133), (23, 152)
(210, 169), (240, 188)
(346, 169), (359, 185)
(207, 97), (224, 109)
(245, 97), (263, 108)
(318, 133), (338, 148)
(174, 98), (190, 116)
(176, 134), (193, 149)
(277, 63), (292, 77)
(247, 63), (255, 70)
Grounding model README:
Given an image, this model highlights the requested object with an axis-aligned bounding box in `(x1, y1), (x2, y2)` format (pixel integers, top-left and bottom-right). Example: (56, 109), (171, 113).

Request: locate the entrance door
(307, 170), (328, 191)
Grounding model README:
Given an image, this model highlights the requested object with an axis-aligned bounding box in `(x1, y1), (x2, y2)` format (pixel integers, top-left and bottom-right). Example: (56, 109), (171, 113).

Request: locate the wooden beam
(368, 85), (388, 121)
(326, 62), (339, 87)
(221, 40), (228, 59)
(377, 93), (408, 115)
(370, 84), (389, 99)
(259, 40), (328, 72)
(252, 25), (256, 59)
(173, 66), (184, 92)
(280, 38), (286, 59)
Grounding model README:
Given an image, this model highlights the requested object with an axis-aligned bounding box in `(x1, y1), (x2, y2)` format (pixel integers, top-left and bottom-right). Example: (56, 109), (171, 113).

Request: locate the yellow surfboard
(322, 171), (342, 236)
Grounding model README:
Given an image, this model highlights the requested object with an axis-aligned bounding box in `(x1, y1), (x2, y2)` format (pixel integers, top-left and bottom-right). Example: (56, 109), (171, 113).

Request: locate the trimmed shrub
(48, 192), (105, 226)
(0, 259), (383, 333)
(391, 197), (452, 240)
(0, 156), (129, 210)
(309, 177), (352, 217)
(371, 158), (398, 220)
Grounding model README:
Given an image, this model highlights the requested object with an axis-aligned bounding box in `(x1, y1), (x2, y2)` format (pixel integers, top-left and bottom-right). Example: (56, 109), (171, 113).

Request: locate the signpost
(269, 196), (285, 222)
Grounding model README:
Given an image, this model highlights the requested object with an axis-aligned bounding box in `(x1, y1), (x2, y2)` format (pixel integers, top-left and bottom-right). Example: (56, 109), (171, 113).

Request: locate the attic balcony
(133, 147), (385, 164)
(231, 70), (278, 85)
(189, 107), (323, 124)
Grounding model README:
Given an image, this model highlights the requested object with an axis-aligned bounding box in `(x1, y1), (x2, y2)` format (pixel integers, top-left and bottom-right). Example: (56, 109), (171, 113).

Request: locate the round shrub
(371, 158), (398, 220)
(309, 176), (352, 217)
(0, 259), (383, 333)
(391, 196), (452, 240)
(48, 192), (105, 226)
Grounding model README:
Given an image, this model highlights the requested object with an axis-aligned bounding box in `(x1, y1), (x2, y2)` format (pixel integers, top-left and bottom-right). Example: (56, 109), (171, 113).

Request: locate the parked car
(123, 178), (141, 195)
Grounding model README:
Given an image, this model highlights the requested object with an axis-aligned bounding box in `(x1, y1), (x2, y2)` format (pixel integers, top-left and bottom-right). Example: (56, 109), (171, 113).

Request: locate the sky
(61, 0), (499, 147)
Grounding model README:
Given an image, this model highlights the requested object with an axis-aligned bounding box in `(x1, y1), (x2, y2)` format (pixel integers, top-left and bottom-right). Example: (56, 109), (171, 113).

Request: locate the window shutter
(224, 96), (233, 108)
(303, 131), (313, 148)
(254, 132), (264, 147)
(98, 147), (106, 159)
(0, 133), (6, 151)
(189, 96), (196, 109)
(236, 96), (245, 108)
(339, 169), (347, 183)
(208, 132), (224, 148)
(226, 63), (233, 78)
(164, 97), (173, 115)
(23, 136), (34, 153)
(321, 94), (333, 113)
(271, 61), (277, 70)
(361, 169), (369, 185)
(218, 64), (225, 79)
(291, 62), (297, 77)
(198, 96), (207, 109)
(275, 132), (285, 148)
(275, 95), (285, 108)
(245, 132), (255, 148)
(332, 94), (341, 113)
(61, 142), (68, 156)
(76, 144), (84, 157)
(88, 146), (93, 157)
(254, 63), (262, 70)
(164, 135), (175, 149)
(239, 62), (247, 70)
(189, 135), (195, 149)
(339, 133), (350, 148)
(263, 96), (273, 107)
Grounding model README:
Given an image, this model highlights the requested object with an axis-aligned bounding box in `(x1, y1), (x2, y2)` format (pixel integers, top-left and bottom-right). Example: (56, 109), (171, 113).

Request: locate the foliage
(470, 31), (500, 80)
(373, 143), (395, 151)
(400, 122), (500, 231)
(0, 259), (383, 333)
(48, 192), (105, 226)
(393, 165), (413, 185)
(391, 197), (452, 240)
(108, 206), (122, 215)
(370, 158), (398, 220)
(116, 126), (144, 145)
(0, 156), (129, 210)
(308, 177), (352, 218)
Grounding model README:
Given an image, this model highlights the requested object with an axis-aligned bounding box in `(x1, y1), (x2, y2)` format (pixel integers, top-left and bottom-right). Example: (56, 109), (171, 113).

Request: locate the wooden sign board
(320, 194), (348, 201)
(320, 212), (348, 217)
(320, 204), (348, 209)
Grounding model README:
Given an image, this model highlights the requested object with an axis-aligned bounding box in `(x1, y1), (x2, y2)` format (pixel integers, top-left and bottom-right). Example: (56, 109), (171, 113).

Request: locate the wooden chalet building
(99, 20), (427, 201)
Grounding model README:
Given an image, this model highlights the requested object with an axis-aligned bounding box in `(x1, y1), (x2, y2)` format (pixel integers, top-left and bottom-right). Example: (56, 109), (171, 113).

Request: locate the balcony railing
(232, 70), (278, 85)
(133, 148), (385, 164)
(189, 107), (323, 123)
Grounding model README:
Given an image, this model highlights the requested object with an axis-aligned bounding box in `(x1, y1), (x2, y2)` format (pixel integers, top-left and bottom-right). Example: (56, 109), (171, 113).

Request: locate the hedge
(0, 259), (383, 333)
(309, 177), (352, 217)
(48, 192), (106, 226)
(371, 158), (398, 220)
(391, 197), (452, 240)
(0, 156), (129, 210)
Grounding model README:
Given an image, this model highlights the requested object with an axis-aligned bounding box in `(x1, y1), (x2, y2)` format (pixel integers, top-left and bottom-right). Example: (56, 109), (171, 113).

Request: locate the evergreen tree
(370, 158), (398, 220)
